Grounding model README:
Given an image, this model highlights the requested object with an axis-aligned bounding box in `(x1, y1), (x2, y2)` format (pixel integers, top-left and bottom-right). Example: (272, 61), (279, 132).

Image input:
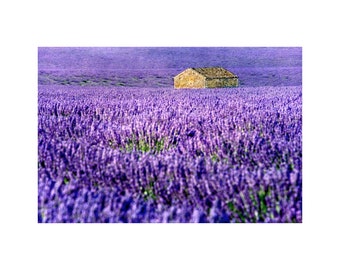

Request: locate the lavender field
(38, 47), (302, 223)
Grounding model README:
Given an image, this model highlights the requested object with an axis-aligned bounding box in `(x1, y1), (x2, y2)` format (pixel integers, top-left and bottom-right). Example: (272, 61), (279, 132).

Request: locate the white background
(1, 0), (339, 269)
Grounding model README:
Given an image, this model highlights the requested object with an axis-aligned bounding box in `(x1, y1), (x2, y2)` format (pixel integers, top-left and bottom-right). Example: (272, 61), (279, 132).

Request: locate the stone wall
(174, 69), (205, 88)
(205, 77), (238, 88)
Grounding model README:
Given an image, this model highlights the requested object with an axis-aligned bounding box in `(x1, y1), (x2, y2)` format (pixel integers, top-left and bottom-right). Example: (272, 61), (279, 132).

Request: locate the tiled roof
(192, 67), (237, 78)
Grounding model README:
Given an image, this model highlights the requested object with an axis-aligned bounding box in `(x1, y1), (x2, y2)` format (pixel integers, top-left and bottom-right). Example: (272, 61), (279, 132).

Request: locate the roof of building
(191, 67), (237, 79)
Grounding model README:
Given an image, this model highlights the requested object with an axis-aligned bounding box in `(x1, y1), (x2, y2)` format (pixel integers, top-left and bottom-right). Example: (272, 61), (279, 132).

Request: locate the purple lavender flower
(38, 47), (302, 223)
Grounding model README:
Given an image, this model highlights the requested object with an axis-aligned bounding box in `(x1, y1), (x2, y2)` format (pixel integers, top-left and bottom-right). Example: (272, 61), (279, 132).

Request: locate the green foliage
(226, 201), (246, 222)
(155, 138), (166, 153)
(257, 188), (268, 218)
(139, 139), (151, 152)
(227, 186), (272, 222)
(227, 201), (235, 212)
(275, 203), (281, 214)
(141, 178), (157, 201)
(143, 187), (157, 201)
(63, 177), (70, 185)
(210, 153), (220, 162)
(121, 136), (172, 154)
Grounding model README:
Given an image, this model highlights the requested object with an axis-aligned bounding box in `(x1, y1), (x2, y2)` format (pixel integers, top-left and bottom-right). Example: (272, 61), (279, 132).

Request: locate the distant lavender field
(39, 47), (302, 87)
(38, 47), (302, 223)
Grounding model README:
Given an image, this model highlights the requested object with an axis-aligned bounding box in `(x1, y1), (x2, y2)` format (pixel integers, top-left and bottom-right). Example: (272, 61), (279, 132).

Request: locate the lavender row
(38, 47), (302, 87)
(38, 86), (302, 222)
(38, 66), (301, 87)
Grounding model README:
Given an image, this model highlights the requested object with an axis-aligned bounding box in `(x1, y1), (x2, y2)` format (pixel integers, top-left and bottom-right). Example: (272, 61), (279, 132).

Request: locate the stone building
(174, 67), (238, 89)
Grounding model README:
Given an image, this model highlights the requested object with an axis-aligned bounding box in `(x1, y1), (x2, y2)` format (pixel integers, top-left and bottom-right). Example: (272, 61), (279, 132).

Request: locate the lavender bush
(38, 47), (302, 223)
(38, 86), (302, 223)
